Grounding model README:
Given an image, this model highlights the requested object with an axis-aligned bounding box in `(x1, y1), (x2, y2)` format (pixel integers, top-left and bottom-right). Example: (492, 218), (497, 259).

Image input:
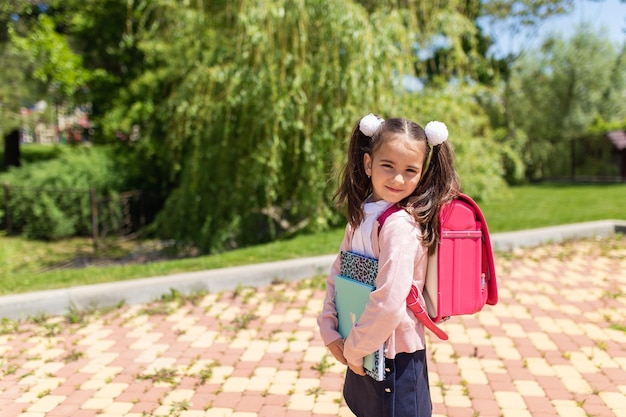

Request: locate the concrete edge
(490, 219), (626, 251)
(0, 255), (337, 321)
(1, 220), (624, 320)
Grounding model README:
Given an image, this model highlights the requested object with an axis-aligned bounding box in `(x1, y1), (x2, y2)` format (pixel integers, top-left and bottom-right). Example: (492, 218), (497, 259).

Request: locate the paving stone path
(0, 236), (625, 417)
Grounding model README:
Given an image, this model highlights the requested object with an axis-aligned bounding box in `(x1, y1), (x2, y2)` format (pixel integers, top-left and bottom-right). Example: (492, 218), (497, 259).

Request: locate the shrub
(0, 146), (130, 240)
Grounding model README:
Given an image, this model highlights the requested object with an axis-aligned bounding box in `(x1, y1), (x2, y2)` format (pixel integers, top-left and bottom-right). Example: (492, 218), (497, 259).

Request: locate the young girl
(318, 113), (461, 417)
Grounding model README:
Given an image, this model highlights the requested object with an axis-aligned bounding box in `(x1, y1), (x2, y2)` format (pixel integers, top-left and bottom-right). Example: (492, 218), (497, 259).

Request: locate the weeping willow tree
(113, 0), (414, 252)
(104, 0), (506, 253)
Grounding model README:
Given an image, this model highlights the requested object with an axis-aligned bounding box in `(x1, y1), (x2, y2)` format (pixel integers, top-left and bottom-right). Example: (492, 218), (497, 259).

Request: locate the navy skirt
(343, 350), (432, 417)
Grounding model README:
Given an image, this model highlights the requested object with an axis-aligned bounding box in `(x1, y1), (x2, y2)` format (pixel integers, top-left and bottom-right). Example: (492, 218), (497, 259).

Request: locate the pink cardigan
(317, 209), (428, 366)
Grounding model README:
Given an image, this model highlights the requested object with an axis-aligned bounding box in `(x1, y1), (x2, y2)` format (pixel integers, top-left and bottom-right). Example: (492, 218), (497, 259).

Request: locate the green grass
(1, 183), (624, 295)
(0, 143), (64, 173)
(479, 183), (626, 232)
(0, 228), (345, 296)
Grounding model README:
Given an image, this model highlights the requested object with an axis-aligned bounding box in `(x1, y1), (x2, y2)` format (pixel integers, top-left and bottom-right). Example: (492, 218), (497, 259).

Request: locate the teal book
(335, 251), (385, 381)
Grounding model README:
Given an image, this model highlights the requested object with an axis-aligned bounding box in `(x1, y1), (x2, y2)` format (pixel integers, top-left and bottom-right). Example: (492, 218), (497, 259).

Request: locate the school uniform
(318, 200), (432, 417)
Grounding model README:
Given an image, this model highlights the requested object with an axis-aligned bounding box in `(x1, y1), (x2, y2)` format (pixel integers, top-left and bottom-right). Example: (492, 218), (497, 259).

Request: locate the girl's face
(363, 133), (426, 203)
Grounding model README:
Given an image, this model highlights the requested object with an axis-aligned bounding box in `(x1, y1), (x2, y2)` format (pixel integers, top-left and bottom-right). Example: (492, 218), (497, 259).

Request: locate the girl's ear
(363, 153), (372, 177)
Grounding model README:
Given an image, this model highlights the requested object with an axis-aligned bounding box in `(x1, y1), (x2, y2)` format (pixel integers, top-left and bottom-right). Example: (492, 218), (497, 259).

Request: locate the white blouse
(351, 199), (392, 257)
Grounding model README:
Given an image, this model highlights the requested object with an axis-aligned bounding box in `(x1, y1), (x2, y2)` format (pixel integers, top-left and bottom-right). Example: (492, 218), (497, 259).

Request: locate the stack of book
(335, 250), (385, 381)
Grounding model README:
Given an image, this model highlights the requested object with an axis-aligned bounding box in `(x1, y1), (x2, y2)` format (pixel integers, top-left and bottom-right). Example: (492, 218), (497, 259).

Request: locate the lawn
(479, 183), (626, 232)
(1, 183), (624, 295)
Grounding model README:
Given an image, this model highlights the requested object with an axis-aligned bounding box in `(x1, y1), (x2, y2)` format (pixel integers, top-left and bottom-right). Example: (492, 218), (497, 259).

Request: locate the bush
(0, 146), (130, 240)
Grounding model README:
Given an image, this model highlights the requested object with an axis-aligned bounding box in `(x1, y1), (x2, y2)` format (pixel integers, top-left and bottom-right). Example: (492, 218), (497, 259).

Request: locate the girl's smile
(363, 133), (426, 204)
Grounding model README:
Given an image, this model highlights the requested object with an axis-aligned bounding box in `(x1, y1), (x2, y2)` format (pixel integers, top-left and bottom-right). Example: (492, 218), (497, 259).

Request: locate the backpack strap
(376, 204), (449, 341)
(406, 286), (449, 340)
(377, 204), (402, 232)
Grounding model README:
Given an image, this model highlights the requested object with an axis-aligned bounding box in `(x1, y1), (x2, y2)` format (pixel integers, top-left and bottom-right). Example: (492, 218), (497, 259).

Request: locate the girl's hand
(348, 361), (366, 376)
(327, 338), (348, 365)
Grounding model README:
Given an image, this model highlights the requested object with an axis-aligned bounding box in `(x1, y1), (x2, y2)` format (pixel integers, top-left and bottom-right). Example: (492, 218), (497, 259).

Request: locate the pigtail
(406, 134), (461, 250)
(334, 119), (377, 228)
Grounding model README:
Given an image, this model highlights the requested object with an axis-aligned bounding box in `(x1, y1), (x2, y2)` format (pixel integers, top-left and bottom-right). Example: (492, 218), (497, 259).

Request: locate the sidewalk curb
(490, 219), (626, 251)
(1, 220), (624, 320)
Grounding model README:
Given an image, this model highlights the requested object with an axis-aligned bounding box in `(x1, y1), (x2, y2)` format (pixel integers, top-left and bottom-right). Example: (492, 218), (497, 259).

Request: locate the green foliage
(56, 0), (146, 129)
(393, 85), (509, 200)
(1, 0), (144, 140)
(504, 25), (626, 179)
(102, 0), (509, 253)
(121, 0), (413, 252)
(23, 193), (76, 240)
(481, 0), (573, 24)
(0, 146), (129, 240)
(0, 45), (36, 135)
(357, 0), (492, 83)
(9, 14), (90, 98)
(479, 0), (574, 63)
(8, 0), (598, 252)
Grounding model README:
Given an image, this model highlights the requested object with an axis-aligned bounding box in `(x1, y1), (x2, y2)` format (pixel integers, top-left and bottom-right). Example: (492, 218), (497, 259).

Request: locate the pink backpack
(379, 194), (498, 340)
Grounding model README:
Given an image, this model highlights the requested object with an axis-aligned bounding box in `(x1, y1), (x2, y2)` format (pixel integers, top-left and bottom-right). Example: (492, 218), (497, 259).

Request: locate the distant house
(34, 122), (57, 144)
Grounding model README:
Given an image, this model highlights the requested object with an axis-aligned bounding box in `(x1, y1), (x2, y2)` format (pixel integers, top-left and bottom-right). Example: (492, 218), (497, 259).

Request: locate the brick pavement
(0, 236), (625, 417)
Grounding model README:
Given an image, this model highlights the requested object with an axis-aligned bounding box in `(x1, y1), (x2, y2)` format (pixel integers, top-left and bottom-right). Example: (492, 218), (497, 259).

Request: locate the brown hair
(334, 115), (461, 249)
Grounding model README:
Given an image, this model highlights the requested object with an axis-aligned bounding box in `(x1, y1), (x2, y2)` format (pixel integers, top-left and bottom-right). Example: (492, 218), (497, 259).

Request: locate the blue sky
(483, 0), (626, 57)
